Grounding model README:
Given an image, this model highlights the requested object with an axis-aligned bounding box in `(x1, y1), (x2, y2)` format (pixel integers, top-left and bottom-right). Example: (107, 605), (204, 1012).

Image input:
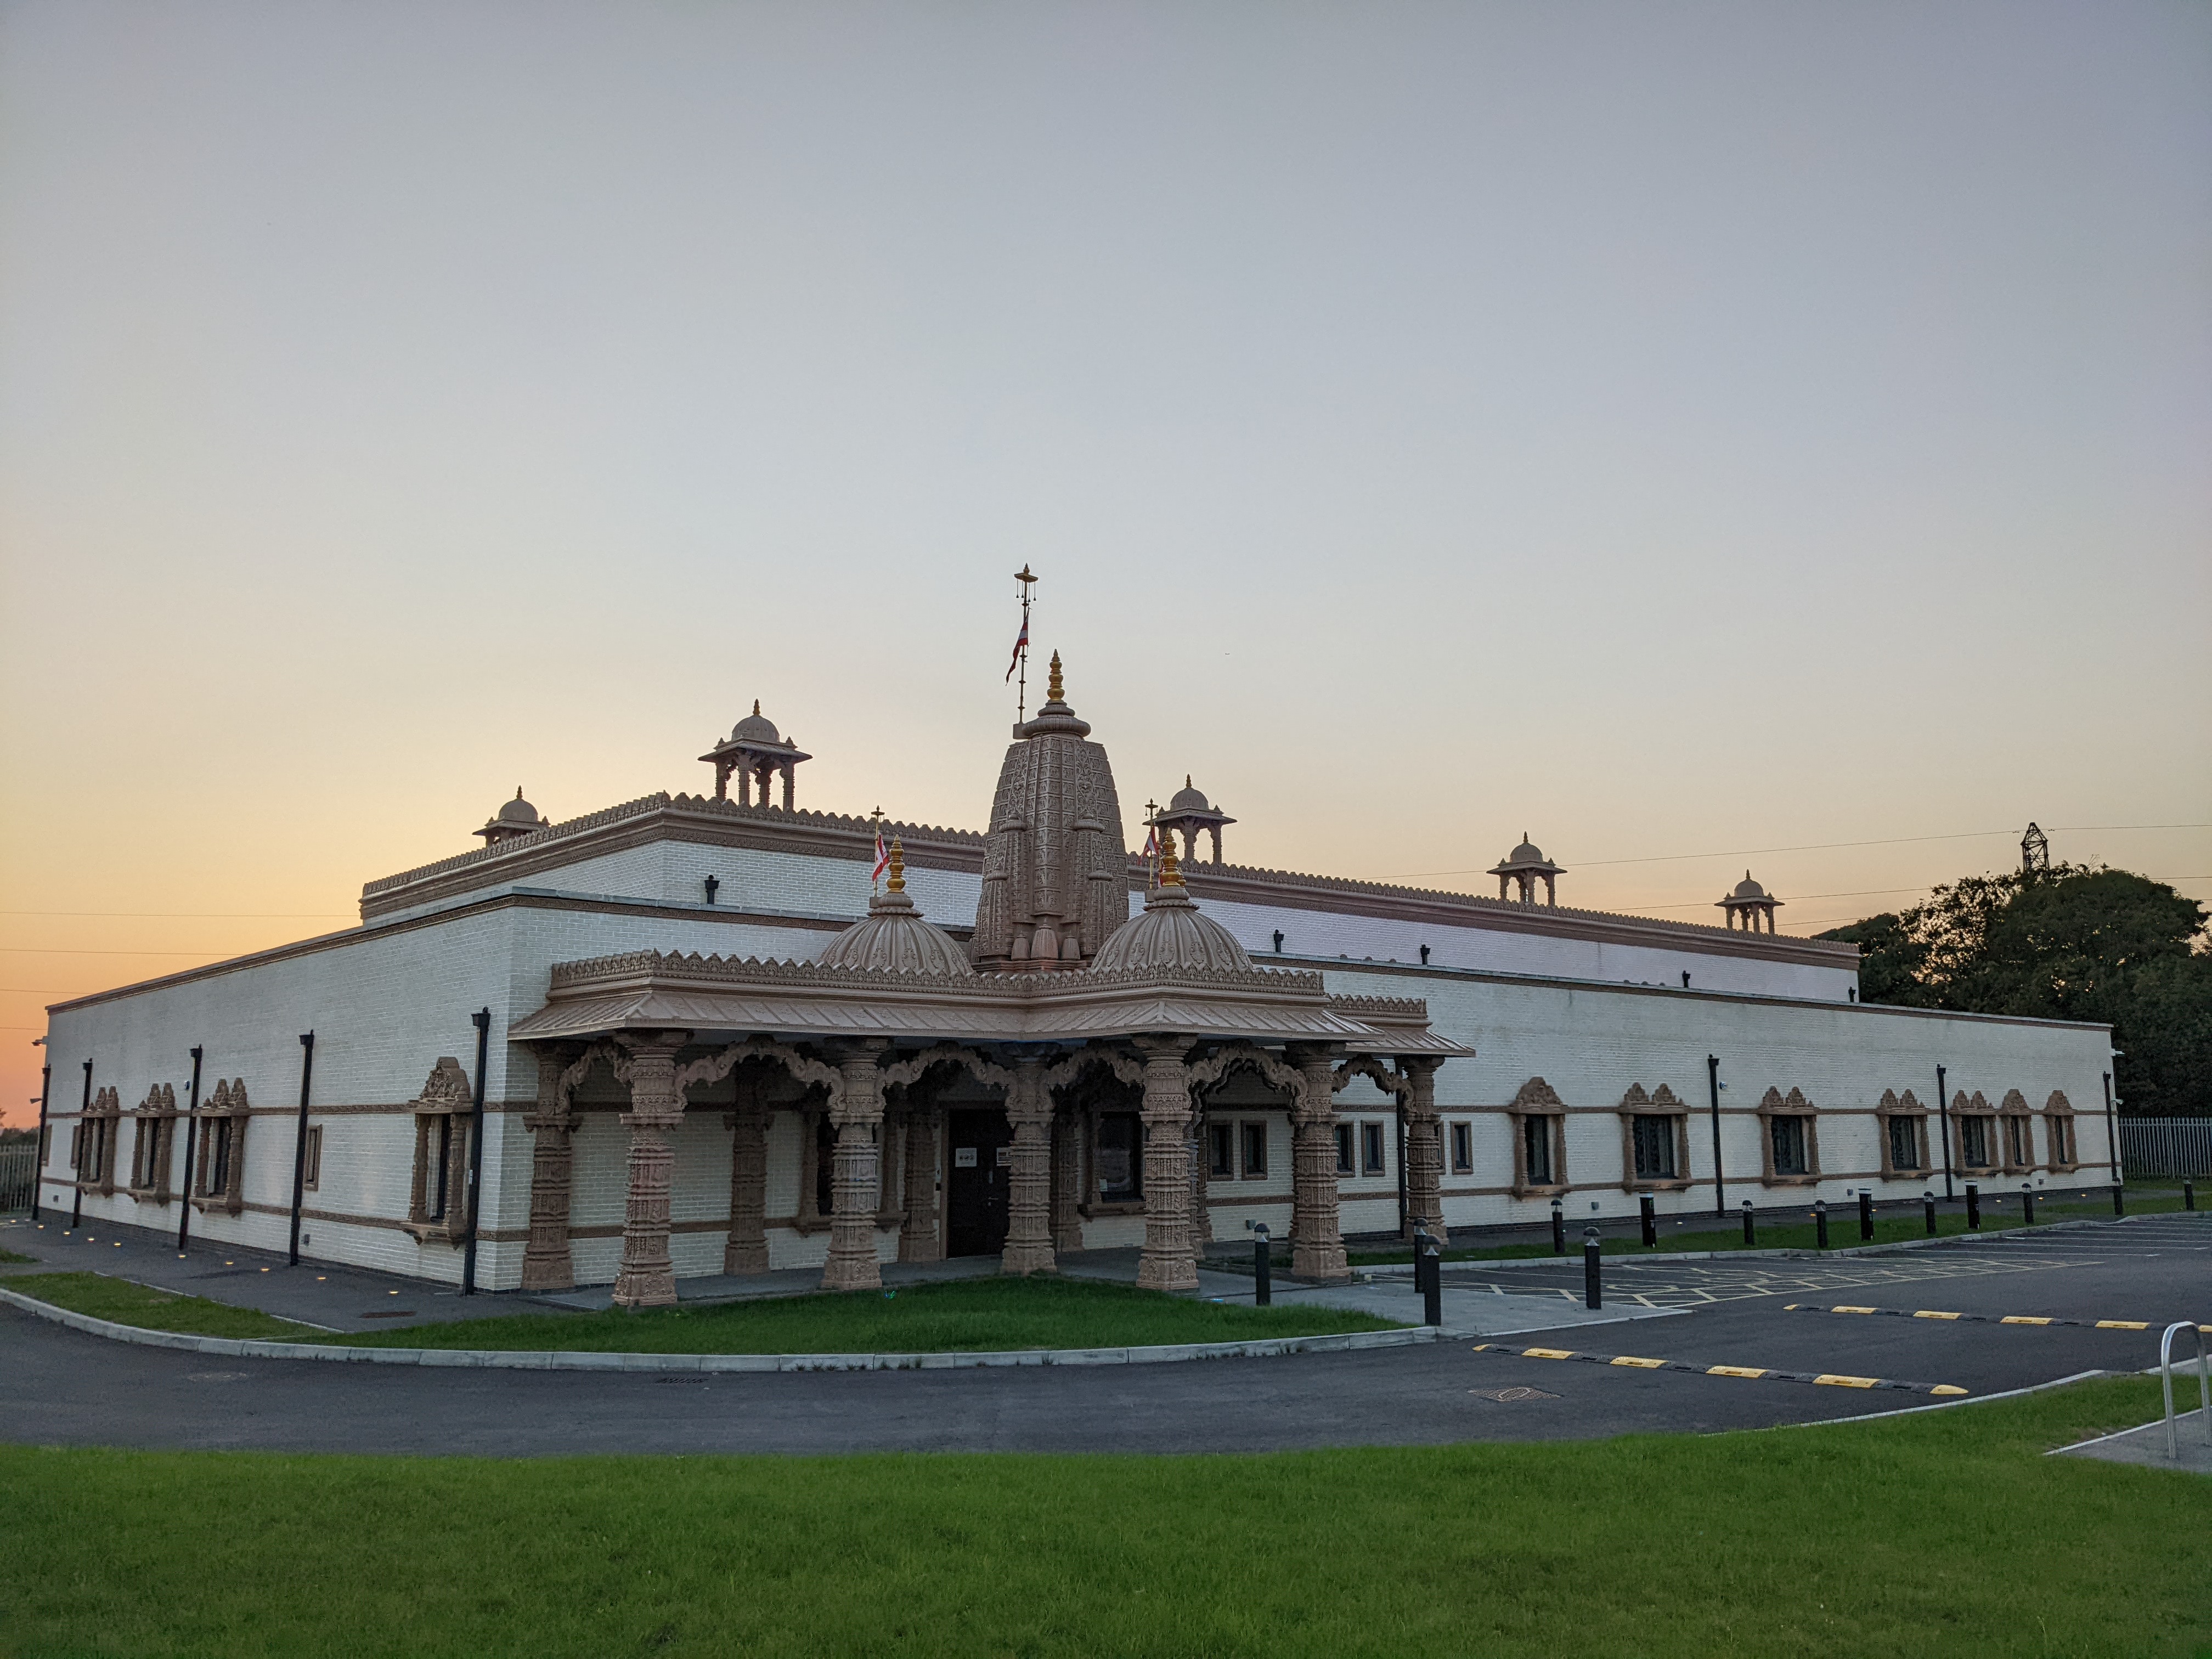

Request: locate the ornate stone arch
(1622, 1082), (1696, 1192)
(191, 1079), (251, 1215)
(2042, 1090), (2080, 1171)
(1331, 1054), (1408, 1101)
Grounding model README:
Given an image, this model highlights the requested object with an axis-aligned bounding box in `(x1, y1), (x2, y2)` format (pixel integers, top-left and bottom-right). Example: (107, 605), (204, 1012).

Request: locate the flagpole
(1013, 565), (1036, 723)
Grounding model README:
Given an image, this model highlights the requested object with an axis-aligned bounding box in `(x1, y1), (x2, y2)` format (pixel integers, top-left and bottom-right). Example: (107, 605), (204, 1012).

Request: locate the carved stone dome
(1730, 872), (1770, 900)
(1506, 838), (1548, 866)
(1168, 778), (1211, 813)
(494, 789), (542, 826)
(816, 888), (974, 977)
(1090, 884), (1253, 976)
(732, 701), (781, 744)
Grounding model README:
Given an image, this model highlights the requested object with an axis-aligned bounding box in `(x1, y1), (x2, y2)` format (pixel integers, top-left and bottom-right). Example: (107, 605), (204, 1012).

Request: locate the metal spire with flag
(870, 806), (890, 890)
(1009, 565), (1036, 721)
(1141, 798), (1161, 889)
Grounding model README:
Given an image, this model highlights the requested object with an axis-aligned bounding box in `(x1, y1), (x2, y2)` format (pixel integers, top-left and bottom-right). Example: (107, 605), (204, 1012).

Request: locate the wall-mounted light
(704, 876), (720, 905)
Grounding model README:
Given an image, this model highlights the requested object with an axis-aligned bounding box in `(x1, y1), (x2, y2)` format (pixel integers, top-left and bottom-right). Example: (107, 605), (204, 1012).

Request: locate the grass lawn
(3, 1374), (2207, 1658)
(336, 1274), (1404, 1353)
(3, 1272), (324, 1340)
(4, 1272), (1402, 1353)
(1348, 1193), (2201, 1266)
(0, 1246), (35, 1263)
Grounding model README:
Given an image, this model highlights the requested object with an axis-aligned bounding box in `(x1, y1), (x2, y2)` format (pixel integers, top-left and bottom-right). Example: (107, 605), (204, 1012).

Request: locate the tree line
(1818, 865), (2211, 1116)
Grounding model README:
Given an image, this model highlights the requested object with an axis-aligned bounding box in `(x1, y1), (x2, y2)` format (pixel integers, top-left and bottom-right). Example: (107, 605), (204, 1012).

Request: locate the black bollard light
(1966, 1182), (1980, 1231)
(1814, 1199), (1829, 1250)
(1550, 1196), (1566, 1256)
(1923, 1190), (1938, 1235)
(1858, 1188), (1875, 1242)
(2186, 1178), (2197, 1212)
(1421, 1239), (1443, 1328)
(2111, 1182), (2125, 1218)
(1412, 1224), (1434, 1299)
(1639, 1192), (1657, 1249)
(1583, 1226), (1602, 1310)
(2021, 1183), (2035, 1226)
(1249, 1221), (1272, 1307)
(1741, 1199), (1756, 1247)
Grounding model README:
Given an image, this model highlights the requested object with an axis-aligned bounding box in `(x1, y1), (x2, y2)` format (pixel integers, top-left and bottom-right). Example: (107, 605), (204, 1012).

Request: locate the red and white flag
(871, 825), (891, 887)
(1141, 825), (1159, 886)
(1005, 612), (1029, 681)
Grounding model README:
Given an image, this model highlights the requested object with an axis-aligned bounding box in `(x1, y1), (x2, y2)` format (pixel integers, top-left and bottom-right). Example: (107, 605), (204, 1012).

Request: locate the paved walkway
(2052, 1407), (2212, 1476)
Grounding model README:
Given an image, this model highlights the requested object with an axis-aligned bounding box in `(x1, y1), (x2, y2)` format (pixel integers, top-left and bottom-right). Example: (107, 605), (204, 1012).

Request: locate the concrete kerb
(0, 1286), (1437, 1374)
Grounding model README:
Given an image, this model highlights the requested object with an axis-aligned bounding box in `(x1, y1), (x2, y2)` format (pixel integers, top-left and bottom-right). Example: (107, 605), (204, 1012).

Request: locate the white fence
(2119, 1118), (2212, 1178)
(0, 1140), (35, 1211)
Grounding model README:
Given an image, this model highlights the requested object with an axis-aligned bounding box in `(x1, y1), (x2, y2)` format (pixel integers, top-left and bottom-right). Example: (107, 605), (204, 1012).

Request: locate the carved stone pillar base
(899, 1109), (941, 1263)
(1290, 1045), (1351, 1283)
(611, 1034), (689, 1309)
(1136, 1037), (1199, 1294)
(1400, 1058), (1447, 1247)
(821, 1043), (887, 1293)
(1049, 1108), (1084, 1254)
(723, 1102), (770, 1276)
(1002, 1058), (1056, 1276)
(520, 1047), (578, 1293)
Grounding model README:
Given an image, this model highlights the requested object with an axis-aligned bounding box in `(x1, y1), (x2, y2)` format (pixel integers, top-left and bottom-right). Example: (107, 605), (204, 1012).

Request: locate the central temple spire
(971, 653), (1128, 970)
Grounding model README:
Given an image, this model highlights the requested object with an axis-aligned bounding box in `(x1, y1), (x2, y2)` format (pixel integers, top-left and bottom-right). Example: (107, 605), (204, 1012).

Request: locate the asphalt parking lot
(2, 1214), (2205, 1457)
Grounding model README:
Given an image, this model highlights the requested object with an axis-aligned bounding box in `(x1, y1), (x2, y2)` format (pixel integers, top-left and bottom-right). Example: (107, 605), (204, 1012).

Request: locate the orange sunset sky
(3, 3), (2208, 1128)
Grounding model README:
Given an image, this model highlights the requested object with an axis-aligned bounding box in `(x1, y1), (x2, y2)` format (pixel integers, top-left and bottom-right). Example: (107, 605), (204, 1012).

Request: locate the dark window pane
(1362, 1121), (1385, 1175)
(1242, 1122), (1267, 1178)
(1207, 1124), (1233, 1179)
(1452, 1122), (1472, 1174)
(1888, 1116), (1920, 1170)
(1771, 1116), (1807, 1176)
(1633, 1116), (1676, 1180)
(1334, 1124), (1355, 1175)
(1098, 1113), (1142, 1201)
(1523, 1116), (1553, 1184)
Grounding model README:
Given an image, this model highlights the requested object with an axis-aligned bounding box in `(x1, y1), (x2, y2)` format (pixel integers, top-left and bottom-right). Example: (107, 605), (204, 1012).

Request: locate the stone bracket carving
(1043, 1047), (1147, 1095)
(1188, 1041), (1305, 1105)
(670, 1034), (844, 1108)
(881, 1042), (1015, 1094)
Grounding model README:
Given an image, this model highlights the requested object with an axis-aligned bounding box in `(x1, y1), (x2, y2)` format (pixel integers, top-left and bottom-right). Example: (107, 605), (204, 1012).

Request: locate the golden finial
(515, 787), (524, 800)
(1046, 651), (1064, 703)
(887, 838), (906, 892)
(1159, 828), (1184, 888)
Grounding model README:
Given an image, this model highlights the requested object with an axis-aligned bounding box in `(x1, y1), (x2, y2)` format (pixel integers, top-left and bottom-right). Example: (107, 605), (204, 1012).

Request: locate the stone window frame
(1618, 1082), (1693, 1193)
(404, 1058), (474, 1244)
(1359, 1119), (1387, 1177)
(1875, 1089), (1931, 1178)
(1239, 1120), (1269, 1180)
(1509, 1077), (1569, 1197)
(1952, 1091), (2001, 1177)
(302, 1124), (324, 1192)
(127, 1084), (178, 1203)
(1206, 1121), (1234, 1180)
(1756, 1087), (1821, 1187)
(2043, 1091), (2080, 1173)
(1333, 1122), (1356, 1176)
(1449, 1120), (1474, 1176)
(191, 1078), (251, 1216)
(1997, 1090), (2038, 1175)
(77, 1087), (121, 1196)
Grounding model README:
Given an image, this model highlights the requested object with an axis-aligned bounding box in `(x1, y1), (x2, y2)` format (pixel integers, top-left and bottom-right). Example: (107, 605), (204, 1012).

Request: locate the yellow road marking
(1609, 1356), (1666, 1368)
(1522, 1347), (1575, 1360)
(2096, 1320), (2149, 1330)
(2000, 1316), (2052, 1325)
(1931, 1385), (1970, 1396)
(1831, 1305), (1877, 1314)
(1914, 1310), (1961, 1320)
(1706, 1365), (1768, 1379)
(1814, 1374), (1879, 1389)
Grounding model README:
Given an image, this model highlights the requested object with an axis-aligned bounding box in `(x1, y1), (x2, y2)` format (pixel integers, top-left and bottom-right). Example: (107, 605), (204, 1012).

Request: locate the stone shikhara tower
(971, 653), (1131, 972)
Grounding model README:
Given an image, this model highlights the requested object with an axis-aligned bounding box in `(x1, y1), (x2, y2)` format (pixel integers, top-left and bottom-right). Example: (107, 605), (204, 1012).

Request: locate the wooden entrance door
(945, 1108), (1013, 1257)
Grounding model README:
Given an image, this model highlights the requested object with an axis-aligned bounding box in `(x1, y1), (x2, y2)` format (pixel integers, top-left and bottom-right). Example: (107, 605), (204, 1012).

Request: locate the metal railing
(0, 1141), (36, 1211)
(2119, 1119), (2212, 1178)
(2160, 1322), (2210, 1462)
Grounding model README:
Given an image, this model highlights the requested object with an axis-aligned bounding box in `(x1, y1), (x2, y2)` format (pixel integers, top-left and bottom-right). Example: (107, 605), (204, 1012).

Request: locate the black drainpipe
(1706, 1054), (1725, 1218)
(177, 1045), (204, 1252)
(1936, 1064), (1953, 1200)
(461, 1007), (491, 1295)
(2102, 1068), (2119, 1184)
(288, 1032), (315, 1265)
(31, 1058), (49, 1221)
(1393, 1094), (1408, 1237)
(72, 1059), (90, 1228)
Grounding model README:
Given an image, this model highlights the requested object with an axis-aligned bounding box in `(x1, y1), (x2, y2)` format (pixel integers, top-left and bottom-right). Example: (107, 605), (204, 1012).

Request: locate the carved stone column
(1136, 1036), (1199, 1293)
(612, 1032), (689, 1309)
(521, 1046), (580, 1292)
(1400, 1057), (1446, 1245)
(1187, 1110), (1213, 1248)
(722, 1072), (770, 1275)
(1049, 1104), (1085, 1254)
(1289, 1044), (1351, 1283)
(899, 1103), (941, 1263)
(821, 1041), (887, 1291)
(1002, 1056), (1056, 1275)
